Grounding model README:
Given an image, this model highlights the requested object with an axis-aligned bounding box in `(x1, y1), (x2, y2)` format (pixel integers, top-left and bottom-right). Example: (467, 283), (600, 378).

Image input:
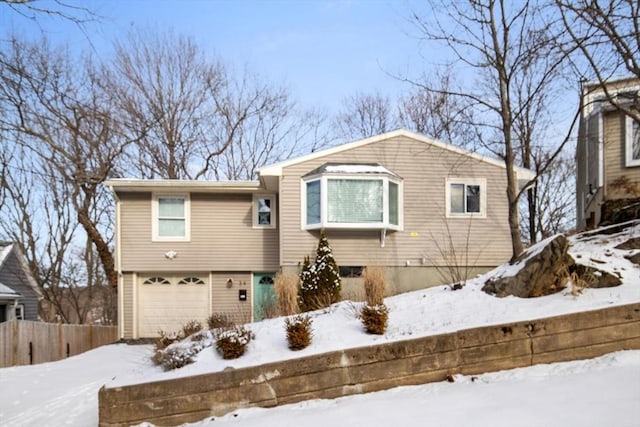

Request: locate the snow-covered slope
(112, 221), (640, 387)
(1, 222), (638, 427)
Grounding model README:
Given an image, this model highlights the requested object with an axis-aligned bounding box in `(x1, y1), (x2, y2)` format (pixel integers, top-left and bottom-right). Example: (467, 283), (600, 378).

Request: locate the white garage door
(138, 275), (209, 338)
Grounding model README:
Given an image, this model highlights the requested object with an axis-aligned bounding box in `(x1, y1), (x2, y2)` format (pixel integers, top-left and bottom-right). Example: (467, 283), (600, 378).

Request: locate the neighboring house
(0, 242), (41, 322)
(106, 129), (534, 339)
(576, 77), (640, 230)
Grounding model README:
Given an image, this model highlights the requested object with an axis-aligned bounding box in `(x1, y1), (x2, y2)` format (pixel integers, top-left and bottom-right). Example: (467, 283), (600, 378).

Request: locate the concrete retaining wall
(99, 303), (640, 426)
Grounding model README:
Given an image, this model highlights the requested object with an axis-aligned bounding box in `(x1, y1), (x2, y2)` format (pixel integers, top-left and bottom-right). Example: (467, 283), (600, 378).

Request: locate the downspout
(108, 184), (124, 340)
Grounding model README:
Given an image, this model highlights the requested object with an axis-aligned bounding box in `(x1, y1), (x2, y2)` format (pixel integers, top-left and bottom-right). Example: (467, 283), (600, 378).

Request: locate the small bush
(284, 315), (313, 350)
(155, 330), (181, 351)
(362, 265), (386, 306)
(359, 304), (389, 335)
(275, 271), (300, 316)
(207, 313), (234, 330)
(182, 320), (203, 337)
(152, 346), (197, 370)
(215, 326), (253, 359)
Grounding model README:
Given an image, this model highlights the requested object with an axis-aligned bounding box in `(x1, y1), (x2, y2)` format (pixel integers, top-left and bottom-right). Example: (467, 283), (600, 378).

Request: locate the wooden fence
(0, 319), (117, 368)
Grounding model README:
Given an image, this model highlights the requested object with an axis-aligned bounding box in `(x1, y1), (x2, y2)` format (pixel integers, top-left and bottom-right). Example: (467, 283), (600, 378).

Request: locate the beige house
(107, 129), (534, 339)
(576, 77), (640, 229)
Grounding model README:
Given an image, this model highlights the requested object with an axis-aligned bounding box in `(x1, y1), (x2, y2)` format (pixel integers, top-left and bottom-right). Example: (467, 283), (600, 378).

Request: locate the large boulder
(483, 235), (574, 298)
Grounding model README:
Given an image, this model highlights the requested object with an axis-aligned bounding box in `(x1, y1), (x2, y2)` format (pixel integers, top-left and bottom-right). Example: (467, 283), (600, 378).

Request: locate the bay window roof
(302, 163), (400, 178)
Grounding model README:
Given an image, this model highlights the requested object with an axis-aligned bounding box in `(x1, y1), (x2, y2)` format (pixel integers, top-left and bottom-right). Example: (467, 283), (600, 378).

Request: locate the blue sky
(1, 0), (429, 114)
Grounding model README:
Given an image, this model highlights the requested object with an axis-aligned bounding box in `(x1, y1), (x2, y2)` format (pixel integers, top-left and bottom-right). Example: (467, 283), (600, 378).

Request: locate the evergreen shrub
(359, 304), (389, 335)
(298, 230), (342, 311)
(284, 314), (313, 350)
(215, 325), (253, 359)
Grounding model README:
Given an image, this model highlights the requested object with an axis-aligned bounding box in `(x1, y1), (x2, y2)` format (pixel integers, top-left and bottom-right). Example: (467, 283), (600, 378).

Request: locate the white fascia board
(105, 179), (262, 193)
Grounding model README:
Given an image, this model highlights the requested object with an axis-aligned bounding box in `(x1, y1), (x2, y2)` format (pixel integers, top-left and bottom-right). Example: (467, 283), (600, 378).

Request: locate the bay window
(302, 164), (402, 230)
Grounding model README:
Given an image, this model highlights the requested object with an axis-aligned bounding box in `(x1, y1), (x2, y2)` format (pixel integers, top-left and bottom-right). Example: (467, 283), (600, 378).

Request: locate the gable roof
(0, 242), (42, 297)
(257, 129), (536, 182)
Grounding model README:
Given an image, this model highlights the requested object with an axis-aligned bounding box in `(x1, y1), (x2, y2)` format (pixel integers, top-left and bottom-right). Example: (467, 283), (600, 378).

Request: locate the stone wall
(99, 303), (640, 426)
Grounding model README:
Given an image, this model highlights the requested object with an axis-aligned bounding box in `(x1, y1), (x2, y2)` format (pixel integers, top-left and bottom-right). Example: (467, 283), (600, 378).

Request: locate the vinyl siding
(118, 192), (279, 272)
(211, 272), (252, 323)
(122, 273), (134, 339)
(604, 110), (640, 199)
(0, 249), (39, 321)
(279, 135), (512, 268)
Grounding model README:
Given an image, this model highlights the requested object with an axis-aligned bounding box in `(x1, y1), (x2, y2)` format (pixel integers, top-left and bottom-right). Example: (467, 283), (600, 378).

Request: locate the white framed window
(301, 175), (402, 230)
(253, 194), (276, 228)
(152, 194), (190, 241)
(625, 115), (640, 167)
(15, 304), (25, 320)
(446, 178), (487, 218)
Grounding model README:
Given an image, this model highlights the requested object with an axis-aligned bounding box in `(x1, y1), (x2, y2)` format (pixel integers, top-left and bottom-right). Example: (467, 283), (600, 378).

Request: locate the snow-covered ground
(1, 223), (639, 426)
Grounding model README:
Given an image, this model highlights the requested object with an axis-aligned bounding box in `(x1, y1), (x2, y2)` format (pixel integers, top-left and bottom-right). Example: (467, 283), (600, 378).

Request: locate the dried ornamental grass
(284, 315), (313, 350)
(275, 271), (300, 316)
(363, 265), (386, 306)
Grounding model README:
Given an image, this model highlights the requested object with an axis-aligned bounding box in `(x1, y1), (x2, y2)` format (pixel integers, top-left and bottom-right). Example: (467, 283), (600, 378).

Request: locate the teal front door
(253, 273), (276, 321)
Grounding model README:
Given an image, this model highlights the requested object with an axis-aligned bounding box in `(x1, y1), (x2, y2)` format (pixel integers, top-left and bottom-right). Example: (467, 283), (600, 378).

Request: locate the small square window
(446, 179), (486, 217)
(253, 195), (276, 228)
(152, 194), (190, 241)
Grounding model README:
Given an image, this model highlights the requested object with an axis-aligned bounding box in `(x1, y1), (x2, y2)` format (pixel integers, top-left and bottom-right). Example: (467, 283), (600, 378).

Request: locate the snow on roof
(302, 163), (400, 178)
(0, 281), (21, 299)
(324, 164), (394, 174)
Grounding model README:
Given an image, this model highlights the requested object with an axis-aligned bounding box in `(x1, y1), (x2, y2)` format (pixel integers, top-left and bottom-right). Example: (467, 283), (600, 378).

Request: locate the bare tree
(0, 36), (132, 292)
(334, 92), (397, 140)
(399, 68), (479, 150)
(108, 29), (324, 181)
(519, 150), (576, 240)
(0, 0), (95, 24)
(556, 0), (640, 122)
(0, 143), (93, 323)
(211, 105), (331, 180)
(411, 0), (573, 260)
